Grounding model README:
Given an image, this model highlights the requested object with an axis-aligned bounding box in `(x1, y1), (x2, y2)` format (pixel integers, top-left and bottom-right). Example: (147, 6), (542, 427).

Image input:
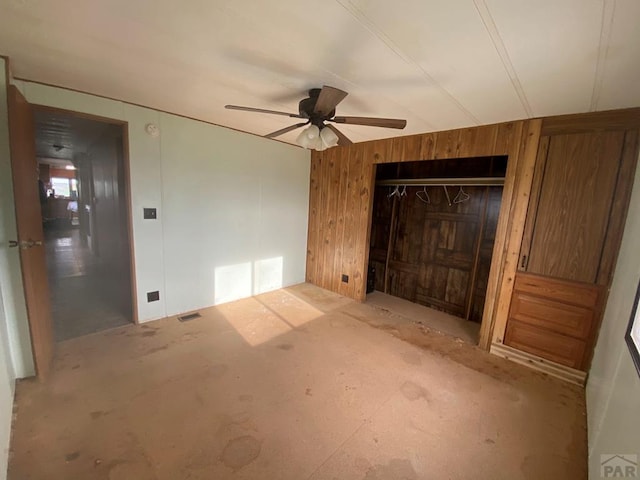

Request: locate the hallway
(45, 227), (131, 341)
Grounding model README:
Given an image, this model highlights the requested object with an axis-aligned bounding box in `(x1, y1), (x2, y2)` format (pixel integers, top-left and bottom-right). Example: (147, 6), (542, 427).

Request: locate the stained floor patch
(400, 381), (430, 402)
(363, 458), (418, 480)
(65, 452), (80, 462)
(220, 435), (261, 471)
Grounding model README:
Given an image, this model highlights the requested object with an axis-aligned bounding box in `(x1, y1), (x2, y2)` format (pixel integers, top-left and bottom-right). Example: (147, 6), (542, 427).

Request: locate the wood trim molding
(120, 126), (139, 324)
(541, 107), (640, 135)
(480, 120), (542, 349)
(477, 122), (524, 348)
(490, 342), (587, 385)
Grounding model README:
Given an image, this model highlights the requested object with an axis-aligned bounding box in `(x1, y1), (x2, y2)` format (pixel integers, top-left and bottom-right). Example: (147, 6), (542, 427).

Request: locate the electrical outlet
(143, 208), (157, 219)
(147, 291), (160, 302)
(341, 274), (349, 283)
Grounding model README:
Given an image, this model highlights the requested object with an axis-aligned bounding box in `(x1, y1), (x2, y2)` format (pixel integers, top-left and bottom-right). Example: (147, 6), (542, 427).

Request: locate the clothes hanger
(443, 186), (452, 206)
(387, 185), (407, 199)
(416, 186), (430, 204)
(453, 186), (470, 204)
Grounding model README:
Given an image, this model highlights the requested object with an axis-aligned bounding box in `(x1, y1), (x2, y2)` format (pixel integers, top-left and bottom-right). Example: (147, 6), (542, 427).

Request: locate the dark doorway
(368, 156), (508, 344)
(34, 109), (133, 341)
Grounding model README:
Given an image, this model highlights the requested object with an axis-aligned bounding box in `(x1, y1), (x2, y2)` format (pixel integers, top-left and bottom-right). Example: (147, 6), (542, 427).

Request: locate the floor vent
(178, 312), (201, 322)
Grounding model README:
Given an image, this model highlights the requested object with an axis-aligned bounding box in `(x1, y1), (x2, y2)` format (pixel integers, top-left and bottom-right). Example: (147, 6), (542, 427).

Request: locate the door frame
(31, 104), (139, 325)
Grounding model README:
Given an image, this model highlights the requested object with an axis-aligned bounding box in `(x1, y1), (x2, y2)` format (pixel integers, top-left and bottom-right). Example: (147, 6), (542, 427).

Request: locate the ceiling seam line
(472, 0), (533, 118)
(334, 0), (480, 126)
(590, 0), (616, 112)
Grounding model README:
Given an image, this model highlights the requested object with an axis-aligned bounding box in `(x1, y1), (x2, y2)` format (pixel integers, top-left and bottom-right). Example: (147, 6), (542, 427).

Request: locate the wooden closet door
(506, 127), (638, 371)
(524, 131), (625, 284)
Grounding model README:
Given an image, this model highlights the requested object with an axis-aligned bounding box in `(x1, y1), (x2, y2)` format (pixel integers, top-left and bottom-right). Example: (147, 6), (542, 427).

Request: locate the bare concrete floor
(8, 283), (587, 479)
(366, 291), (481, 344)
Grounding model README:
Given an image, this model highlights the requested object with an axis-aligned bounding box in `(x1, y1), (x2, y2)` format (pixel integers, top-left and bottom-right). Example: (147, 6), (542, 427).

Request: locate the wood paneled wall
(306, 119), (542, 350)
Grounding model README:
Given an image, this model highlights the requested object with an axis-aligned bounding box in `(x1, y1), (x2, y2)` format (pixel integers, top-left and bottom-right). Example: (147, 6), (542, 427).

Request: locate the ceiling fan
(225, 85), (407, 150)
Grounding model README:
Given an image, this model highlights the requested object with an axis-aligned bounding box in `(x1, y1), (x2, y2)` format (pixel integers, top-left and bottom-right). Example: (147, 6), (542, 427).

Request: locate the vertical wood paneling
(305, 153), (321, 285)
(483, 120), (542, 347)
(332, 150), (350, 295)
(494, 122), (521, 155)
(354, 143), (377, 300)
(477, 121), (526, 348)
(340, 144), (365, 298)
(392, 134), (423, 162)
(420, 133), (436, 160)
(456, 125), (499, 158)
(321, 149), (339, 290)
(307, 118), (534, 350)
(433, 129), (461, 159)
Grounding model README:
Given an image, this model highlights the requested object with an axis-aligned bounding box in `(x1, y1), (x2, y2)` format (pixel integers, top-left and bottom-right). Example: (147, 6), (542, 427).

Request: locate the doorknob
(9, 239), (43, 249)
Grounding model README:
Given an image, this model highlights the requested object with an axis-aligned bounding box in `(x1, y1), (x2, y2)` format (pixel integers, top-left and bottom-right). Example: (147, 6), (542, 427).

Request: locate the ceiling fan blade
(314, 86), (348, 117)
(265, 122), (309, 139)
(225, 105), (305, 118)
(325, 124), (352, 146)
(331, 116), (407, 129)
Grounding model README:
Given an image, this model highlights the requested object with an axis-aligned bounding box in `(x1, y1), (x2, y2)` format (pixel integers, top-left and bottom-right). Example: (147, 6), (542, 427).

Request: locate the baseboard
(490, 342), (587, 386)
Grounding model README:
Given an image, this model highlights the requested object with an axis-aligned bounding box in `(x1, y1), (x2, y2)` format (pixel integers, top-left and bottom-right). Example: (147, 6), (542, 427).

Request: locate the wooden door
(521, 132), (625, 283)
(7, 86), (54, 378)
(507, 126), (638, 371)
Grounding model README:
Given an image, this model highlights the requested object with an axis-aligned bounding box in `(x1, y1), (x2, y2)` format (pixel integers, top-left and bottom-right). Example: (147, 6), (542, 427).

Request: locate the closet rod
(376, 177), (505, 187)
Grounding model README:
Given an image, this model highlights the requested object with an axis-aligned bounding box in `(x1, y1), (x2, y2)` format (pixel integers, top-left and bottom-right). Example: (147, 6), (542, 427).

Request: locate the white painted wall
(587, 152), (640, 478)
(0, 71), (308, 479)
(159, 113), (309, 315)
(0, 57), (27, 480)
(12, 80), (310, 324)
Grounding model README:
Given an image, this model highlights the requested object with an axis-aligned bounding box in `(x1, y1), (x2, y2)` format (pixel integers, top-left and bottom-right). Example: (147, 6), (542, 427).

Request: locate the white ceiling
(1, 0), (639, 146)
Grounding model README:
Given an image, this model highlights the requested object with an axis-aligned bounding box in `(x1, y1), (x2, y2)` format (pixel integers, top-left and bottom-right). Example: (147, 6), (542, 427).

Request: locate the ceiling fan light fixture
(296, 127), (312, 148)
(297, 125), (340, 151)
(306, 125), (320, 140)
(296, 125), (322, 149)
(320, 126), (339, 148)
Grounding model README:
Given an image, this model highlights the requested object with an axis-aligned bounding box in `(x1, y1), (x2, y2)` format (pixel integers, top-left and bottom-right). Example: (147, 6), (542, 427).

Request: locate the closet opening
(367, 155), (508, 345)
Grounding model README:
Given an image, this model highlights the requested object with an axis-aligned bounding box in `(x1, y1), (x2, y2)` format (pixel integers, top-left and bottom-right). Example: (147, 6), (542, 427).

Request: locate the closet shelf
(376, 177), (505, 187)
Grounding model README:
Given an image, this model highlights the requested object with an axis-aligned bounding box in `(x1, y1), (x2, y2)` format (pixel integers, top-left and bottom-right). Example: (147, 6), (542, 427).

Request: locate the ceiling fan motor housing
(298, 89), (335, 123)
